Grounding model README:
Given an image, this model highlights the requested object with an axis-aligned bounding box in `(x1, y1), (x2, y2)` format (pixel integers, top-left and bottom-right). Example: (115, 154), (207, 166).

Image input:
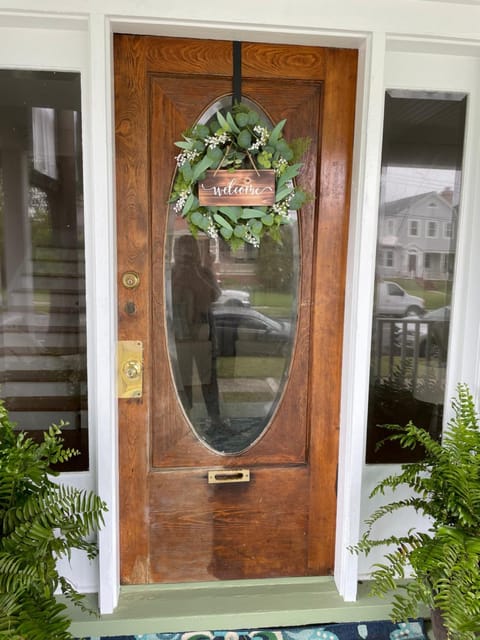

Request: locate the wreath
(170, 104), (309, 250)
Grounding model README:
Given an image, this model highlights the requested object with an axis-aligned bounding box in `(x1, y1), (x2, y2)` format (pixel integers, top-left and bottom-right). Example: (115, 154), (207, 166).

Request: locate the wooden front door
(114, 34), (357, 584)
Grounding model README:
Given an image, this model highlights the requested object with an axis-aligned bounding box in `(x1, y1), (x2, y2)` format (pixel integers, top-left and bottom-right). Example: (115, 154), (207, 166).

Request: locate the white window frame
(444, 221), (453, 238)
(0, 18), (119, 610)
(357, 45), (480, 581)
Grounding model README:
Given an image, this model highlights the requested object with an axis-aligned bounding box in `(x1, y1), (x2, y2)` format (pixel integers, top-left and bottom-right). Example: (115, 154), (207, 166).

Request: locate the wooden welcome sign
(198, 169), (275, 206)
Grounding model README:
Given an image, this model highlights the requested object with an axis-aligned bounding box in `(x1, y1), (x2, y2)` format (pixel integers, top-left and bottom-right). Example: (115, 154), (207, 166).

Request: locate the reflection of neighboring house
(377, 190), (456, 280)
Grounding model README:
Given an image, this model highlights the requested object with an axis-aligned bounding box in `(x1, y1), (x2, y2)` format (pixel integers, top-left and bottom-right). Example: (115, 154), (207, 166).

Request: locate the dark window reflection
(0, 70), (87, 470)
(366, 90), (466, 463)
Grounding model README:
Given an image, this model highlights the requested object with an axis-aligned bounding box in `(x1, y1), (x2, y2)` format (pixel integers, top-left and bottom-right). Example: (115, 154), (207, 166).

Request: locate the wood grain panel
(307, 48), (358, 575)
(242, 43), (327, 80)
(115, 34), (357, 584)
(114, 34), (151, 584)
(148, 467), (309, 582)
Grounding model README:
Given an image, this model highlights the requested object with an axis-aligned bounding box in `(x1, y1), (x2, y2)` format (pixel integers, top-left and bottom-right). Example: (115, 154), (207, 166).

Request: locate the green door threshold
(68, 578), (404, 638)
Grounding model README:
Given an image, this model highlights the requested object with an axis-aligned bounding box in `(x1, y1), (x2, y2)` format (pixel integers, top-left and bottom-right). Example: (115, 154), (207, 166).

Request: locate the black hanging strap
(232, 41), (242, 107)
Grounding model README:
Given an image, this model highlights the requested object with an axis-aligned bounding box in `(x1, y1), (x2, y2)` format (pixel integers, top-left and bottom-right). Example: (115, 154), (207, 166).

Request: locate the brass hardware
(123, 359), (141, 380)
(118, 340), (143, 398)
(122, 271), (140, 289)
(208, 469), (250, 484)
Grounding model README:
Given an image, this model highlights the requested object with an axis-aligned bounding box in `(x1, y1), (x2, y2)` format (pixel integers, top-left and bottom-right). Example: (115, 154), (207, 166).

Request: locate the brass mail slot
(208, 469), (250, 484)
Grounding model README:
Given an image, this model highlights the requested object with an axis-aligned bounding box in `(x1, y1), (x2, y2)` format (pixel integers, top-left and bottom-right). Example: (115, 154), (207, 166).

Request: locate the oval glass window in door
(165, 97), (300, 455)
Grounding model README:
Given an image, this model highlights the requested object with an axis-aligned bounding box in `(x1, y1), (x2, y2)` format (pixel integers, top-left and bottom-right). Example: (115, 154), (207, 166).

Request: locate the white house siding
(378, 192), (456, 280)
(1, 0), (480, 615)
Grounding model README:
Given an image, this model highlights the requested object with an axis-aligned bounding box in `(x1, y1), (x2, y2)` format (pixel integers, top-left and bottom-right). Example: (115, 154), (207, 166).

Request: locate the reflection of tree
(29, 186), (52, 248)
(256, 231), (293, 292)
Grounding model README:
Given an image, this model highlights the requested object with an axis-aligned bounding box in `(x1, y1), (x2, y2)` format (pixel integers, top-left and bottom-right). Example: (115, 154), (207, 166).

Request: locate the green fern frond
(0, 401), (107, 639)
(352, 384), (480, 640)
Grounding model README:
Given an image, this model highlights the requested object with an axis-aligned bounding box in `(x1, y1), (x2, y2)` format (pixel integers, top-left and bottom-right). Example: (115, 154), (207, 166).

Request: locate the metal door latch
(118, 340), (143, 398)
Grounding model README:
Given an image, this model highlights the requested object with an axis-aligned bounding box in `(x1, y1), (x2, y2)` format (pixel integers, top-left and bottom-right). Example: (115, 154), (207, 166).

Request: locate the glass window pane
(0, 70), (88, 471)
(366, 90), (466, 463)
(165, 97), (300, 455)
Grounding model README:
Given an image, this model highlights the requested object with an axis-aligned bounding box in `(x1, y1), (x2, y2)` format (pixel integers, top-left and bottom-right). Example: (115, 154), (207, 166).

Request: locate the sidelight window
(366, 90), (466, 463)
(0, 70), (88, 470)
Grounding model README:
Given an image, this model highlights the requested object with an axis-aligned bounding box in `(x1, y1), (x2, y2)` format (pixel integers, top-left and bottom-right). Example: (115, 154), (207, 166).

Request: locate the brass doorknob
(123, 360), (141, 380)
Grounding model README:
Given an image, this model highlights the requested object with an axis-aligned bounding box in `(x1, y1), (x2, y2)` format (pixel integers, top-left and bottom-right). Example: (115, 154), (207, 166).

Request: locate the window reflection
(0, 70), (87, 470)
(166, 220), (298, 455)
(366, 90), (466, 463)
(166, 97), (299, 456)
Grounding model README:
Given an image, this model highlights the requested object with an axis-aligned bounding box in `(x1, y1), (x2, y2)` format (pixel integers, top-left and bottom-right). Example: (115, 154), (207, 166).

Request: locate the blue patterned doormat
(82, 619), (427, 640)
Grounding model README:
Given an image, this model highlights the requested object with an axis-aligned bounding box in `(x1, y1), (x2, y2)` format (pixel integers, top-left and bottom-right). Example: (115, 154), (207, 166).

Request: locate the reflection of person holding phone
(171, 235), (221, 425)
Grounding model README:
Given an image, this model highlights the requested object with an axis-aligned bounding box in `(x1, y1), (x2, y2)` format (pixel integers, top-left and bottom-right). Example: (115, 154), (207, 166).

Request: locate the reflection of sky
(384, 166), (460, 204)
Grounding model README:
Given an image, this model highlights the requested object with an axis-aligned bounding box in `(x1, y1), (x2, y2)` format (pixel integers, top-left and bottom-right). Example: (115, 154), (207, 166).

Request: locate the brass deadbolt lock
(122, 271), (140, 289)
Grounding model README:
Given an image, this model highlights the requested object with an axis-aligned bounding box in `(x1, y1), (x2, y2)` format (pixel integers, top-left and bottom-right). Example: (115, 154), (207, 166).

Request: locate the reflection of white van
(376, 281), (425, 317)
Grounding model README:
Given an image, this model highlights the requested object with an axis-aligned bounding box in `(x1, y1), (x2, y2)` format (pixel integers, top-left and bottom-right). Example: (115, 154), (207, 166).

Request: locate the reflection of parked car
(212, 307), (291, 357)
(214, 289), (251, 308)
(376, 281), (425, 317)
(396, 306), (450, 359)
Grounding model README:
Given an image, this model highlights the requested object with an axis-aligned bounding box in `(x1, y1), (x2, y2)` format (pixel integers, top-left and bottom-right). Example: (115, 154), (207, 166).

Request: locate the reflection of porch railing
(373, 316), (447, 394)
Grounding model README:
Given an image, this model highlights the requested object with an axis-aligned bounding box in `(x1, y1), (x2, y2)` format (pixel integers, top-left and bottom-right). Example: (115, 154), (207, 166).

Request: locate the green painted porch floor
(68, 578), (416, 638)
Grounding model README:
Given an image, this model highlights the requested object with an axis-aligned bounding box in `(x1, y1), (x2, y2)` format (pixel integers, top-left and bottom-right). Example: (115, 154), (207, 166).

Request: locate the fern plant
(353, 383), (480, 640)
(0, 401), (107, 639)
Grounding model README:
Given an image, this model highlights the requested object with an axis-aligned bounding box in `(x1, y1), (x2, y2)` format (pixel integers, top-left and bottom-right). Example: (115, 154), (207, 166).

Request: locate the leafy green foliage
(0, 402), (107, 639)
(170, 103), (310, 250)
(352, 383), (480, 640)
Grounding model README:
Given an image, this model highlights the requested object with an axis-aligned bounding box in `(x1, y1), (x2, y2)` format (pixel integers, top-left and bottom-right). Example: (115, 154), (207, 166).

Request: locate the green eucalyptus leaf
(237, 129), (252, 149)
(220, 226), (233, 240)
(194, 124), (210, 139)
(174, 140), (193, 149)
(207, 146), (223, 164)
(261, 214), (274, 226)
(190, 211), (204, 226)
(240, 208), (265, 219)
(249, 219), (263, 235)
(269, 118), (286, 145)
(226, 112), (241, 134)
(216, 111), (230, 132)
(235, 112), (249, 128)
(234, 224), (247, 238)
(182, 193), (195, 215)
(192, 140), (206, 153)
(275, 186), (294, 202)
(213, 213), (233, 231)
(219, 206), (242, 223)
(192, 155), (213, 181)
(180, 162), (193, 182)
(277, 163), (302, 187)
